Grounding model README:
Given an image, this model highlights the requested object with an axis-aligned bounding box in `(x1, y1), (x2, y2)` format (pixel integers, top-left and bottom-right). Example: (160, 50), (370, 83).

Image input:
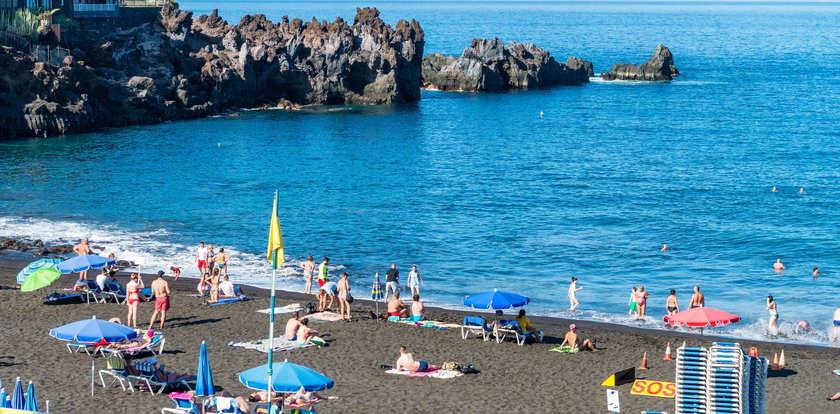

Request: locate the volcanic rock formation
(600, 44), (679, 81)
(0, 4), (425, 138)
(422, 38), (591, 92)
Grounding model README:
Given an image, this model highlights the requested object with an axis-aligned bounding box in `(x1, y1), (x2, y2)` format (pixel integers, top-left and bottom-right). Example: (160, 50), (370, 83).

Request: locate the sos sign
(630, 380), (676, 398)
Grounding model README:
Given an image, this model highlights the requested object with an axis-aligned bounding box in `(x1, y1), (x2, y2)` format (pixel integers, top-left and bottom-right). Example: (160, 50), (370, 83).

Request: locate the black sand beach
(0, 257), (837, 413)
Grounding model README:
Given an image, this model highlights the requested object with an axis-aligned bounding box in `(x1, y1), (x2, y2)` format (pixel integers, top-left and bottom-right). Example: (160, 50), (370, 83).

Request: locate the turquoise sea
(1, 1), (839, 344)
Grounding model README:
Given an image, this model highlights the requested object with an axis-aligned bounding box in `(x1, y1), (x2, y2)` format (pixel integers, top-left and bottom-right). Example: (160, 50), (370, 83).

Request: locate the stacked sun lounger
(746, 355), (768, 414)
(707, 342), (747, 413)
(675, 345), (709, 414)
(675, 342), (767, 414)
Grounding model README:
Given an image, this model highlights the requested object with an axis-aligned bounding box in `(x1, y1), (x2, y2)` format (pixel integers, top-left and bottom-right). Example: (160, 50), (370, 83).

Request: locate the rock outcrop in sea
(600, 44), (679, 81)
(422, 38), (592, 92)
(0, 4), (425, 139)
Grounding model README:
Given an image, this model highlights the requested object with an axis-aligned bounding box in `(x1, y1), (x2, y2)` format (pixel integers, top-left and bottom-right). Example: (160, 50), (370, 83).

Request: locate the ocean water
(1, 1), (839, 345)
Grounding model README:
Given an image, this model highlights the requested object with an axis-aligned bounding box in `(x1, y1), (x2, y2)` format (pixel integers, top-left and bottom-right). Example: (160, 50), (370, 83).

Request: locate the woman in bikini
(337, 272), (351, 321)
(767, 295), (779, 335)
(634, 285), (650, 319)
(209, 268), (221, 303)
(126, 273), (146, 328)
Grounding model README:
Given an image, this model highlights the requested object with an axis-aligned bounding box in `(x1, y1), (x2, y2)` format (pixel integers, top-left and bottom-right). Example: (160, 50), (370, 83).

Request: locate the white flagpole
(266, 191), (279, 413)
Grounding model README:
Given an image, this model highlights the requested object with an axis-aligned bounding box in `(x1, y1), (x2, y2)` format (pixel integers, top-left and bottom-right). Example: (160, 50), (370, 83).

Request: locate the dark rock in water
(0, 4), (425, 138)
(0, 237), (73, 255)
(600, 44), (679, 81)
(422, 37), (591, 92)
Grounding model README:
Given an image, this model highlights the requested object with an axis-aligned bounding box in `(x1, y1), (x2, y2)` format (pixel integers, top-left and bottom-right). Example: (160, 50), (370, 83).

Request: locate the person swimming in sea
(771, 186), (779, 192)
(813, 267), (821, 277)
(661, 244), (671, 252)
(773, 258), (786, 272)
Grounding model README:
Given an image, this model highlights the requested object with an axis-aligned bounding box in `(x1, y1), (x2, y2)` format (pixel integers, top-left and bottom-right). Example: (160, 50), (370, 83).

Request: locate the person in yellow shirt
(514, 309), (543, 342)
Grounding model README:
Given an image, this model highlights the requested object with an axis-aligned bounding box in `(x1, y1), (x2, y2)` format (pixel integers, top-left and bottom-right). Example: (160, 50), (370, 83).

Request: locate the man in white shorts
(385, 264), (399, 301)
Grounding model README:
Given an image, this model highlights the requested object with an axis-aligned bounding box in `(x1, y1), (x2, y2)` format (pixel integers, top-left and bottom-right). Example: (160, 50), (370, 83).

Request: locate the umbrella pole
(90, 353), (95, 397)
(266, 249), (279, 414)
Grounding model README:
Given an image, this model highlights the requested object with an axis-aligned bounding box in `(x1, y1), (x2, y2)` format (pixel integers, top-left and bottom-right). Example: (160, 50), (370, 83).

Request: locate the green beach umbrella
(20, 268), (61, 292)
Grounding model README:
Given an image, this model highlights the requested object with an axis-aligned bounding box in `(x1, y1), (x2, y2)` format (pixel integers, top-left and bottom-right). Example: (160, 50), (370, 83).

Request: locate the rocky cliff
(0, 4), (425, 138)
(422, 38), (591, 92)
(600, 44), (679, 81)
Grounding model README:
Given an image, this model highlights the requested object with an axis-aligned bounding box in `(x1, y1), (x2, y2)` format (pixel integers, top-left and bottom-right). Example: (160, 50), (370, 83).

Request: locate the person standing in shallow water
(628, 287), (637, 315)
(568, 277), (582, 311)
(301, 256), (315, 294)
(318, 257), (330, 289)
(767, 295), (779, 335)
(634, 285), (650, 318)
(689, 286), (705, 309)
(773, 258), (786, 272)
(666, 289), (680, 316)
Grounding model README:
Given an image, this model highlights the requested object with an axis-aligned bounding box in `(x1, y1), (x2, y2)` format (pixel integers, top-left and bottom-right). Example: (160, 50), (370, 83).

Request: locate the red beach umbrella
(663, 307), (741, 328)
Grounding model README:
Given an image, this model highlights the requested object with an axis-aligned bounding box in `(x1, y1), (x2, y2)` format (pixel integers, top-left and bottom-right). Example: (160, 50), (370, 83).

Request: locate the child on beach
(628, 287), (637, 315)
(170, 266), (181, 281)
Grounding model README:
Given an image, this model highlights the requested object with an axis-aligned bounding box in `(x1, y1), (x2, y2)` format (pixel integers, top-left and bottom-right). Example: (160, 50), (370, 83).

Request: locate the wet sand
(0, 257), (837, 413)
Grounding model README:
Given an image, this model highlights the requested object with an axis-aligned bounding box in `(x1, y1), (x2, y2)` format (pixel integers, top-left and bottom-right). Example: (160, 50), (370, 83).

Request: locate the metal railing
(73, 3), (117, 12)
(121, 0), (164, 7)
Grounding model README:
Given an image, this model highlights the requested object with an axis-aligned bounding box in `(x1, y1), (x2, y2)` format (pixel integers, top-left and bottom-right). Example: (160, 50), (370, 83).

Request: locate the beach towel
(388, 319), (460, 330)
(258, 303), (303, 314)
(832, 369), (840, 376)
(43, 292), (82, 302)
(307, 312), (344, 322)
(549, 346), (580, 354)
(228, 337), (313, 353)
(209, 295), (250, 305)
(385, 368), (463, 379)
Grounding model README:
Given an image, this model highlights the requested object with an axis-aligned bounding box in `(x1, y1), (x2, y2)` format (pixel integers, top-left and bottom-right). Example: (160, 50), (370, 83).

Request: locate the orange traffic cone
(681, 340), (687, 349)
(779, 350), (786, 368)
(639, 352), (649, 370)
(749, 347), (758, 357)
(663, 343), (674, 361)
(771, 353), (780, 370)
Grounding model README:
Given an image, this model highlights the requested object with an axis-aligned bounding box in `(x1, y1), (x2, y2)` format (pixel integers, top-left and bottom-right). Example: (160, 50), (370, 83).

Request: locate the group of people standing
(195, 241), (236, 303)
(298, 258), (427, 322)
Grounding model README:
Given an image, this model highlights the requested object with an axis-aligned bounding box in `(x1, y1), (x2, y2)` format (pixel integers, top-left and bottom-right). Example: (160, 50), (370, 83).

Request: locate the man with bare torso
(560, 324), (598, 351)
(387, 291), (408, 318)
(395, 346), (437, 373)
(148, 271), (171, 330)
(213, 248), (231, 278)
(73, 238), (91, 279)
(689, 286), (705, 309)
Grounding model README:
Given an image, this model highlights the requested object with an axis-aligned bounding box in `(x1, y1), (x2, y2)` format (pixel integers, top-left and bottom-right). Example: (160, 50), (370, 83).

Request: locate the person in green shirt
(317, 257), (330, 288)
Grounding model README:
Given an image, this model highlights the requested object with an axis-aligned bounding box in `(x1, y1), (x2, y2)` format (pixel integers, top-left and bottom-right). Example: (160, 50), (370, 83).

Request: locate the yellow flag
(267, 195), (284, 267)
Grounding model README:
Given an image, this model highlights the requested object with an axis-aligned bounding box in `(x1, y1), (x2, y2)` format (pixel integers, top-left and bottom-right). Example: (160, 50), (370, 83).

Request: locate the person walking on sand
(767, 295), (779, 335)
(385, 264), (400, 302)
(337, 272), (352, 321)
(689, 286), (705, 309)
(214, 248), (230, 278)
(628, 287), (638, 315)
(568, 277), (582, 311)
(301, 256), (316, 294)
(634, 285), (650, 318)
(149, 271), (171, 330)
(407, 264), (424, 296)
(317, 257), (330, 288)
(773, 258), (786, 272)
(666, 289), (680, 316)
(196, 242), (208, 274)
(125, 273), (146, 329)
(73, 238), (91, 279)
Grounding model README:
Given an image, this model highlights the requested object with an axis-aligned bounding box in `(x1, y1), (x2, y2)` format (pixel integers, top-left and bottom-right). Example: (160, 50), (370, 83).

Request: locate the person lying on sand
(284, 388), (326, 405)
(106, 331), (155, 350)
(560, 324), (598, 352)
(387, 291), (409, 318)
(396, 346), (439, 373)
(285, 311), (301, 341)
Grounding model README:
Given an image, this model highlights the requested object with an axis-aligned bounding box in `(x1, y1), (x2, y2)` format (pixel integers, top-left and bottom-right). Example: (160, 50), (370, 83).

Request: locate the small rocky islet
(0, 3), (678, 139)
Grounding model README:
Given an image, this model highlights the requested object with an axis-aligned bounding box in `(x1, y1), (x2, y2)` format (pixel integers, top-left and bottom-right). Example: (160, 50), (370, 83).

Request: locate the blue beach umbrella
(49, 316), (137, 343)
(16, 258), (63, 284)
(55, 255), (115, 274)
(1, 395), (10, 408)
(194, 341), (215, 397)
(23, 381), (37, 413)
(0, 390), (6, 408)
(463, 289), (530, 310)
(239, 361), (334, 392)
(10, 378), (22, 410)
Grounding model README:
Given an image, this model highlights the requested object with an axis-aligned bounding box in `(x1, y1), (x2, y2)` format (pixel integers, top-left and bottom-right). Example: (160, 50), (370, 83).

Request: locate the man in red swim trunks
(196, 242), (208, 274)
(386, 291), (408, 318)
(149, 271), (171, 330)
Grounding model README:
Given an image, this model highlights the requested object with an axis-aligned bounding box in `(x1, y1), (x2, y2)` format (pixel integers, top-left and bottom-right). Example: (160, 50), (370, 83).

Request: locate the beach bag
(304, 303), (316, 314)
(346, 293), (354, 303)
(441, 362), (460, 371)
(459, 364), (478, 374)
(309, 336), (326, 347)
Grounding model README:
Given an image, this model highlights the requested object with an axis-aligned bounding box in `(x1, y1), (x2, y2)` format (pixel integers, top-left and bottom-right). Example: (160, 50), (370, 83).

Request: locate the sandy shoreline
(0, 256), (837, 413)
